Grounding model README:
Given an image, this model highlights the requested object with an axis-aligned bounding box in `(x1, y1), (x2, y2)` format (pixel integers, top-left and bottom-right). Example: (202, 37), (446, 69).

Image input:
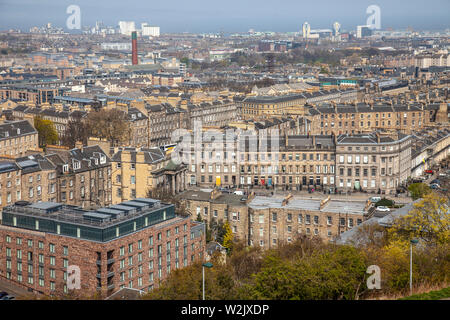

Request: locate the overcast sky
(0, 0), (449, 33)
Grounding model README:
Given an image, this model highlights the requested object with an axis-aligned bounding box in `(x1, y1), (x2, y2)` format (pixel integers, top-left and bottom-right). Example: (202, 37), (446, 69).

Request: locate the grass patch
(399, 287), (450, 300)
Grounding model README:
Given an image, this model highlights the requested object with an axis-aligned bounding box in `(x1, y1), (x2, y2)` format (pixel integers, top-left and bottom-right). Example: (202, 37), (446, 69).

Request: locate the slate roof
(111, 147), (165, 164)
(45, 145), (110, 174)
(0, 120), (37, 140)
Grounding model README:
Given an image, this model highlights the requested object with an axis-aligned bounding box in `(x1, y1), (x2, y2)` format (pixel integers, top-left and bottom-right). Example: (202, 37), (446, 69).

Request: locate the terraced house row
(184, 130), (415, 195)
(304, 102), (446, 135)
(0, 145), (111, 214)
(179, 189), (370, 249)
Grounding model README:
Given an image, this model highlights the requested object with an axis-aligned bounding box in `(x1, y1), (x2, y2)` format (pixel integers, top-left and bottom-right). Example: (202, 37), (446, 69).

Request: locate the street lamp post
(410, 239), (419, 296)
(202, 262), (213, 300)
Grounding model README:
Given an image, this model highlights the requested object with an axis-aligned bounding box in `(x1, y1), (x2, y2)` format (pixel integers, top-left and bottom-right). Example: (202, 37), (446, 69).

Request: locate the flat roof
(83, 212), (112, 220)
(121, 201), (148, 208)
(134, 198), (161, 205)
(248, 196), (367, 215)
(96, 208), (124, 215)
(28, 202), (63, 212)
(108, 204), (136, 212)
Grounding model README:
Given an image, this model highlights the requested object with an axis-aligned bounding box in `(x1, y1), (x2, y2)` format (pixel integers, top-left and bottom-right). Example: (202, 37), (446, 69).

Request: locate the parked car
(233, 190), (244, 196)
(431, 179), (441, 184)
(0, 295), (15, 300)
(0, 292), (8, 299)
(430, 183), (440, 189)
(376, 206), (391, 212)
(439, 173), (447, 177)
(369, 196), (381, 203)
(425, 169), (434, 174)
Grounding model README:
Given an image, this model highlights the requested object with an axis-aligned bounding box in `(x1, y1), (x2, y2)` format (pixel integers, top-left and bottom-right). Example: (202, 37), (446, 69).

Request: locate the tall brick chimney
(131, 31), (138, 65)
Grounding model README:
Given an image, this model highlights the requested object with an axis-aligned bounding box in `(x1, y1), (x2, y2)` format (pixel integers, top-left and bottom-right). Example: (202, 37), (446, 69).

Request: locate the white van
(369, 196), (381, 203)
(234, 190), (244, 196)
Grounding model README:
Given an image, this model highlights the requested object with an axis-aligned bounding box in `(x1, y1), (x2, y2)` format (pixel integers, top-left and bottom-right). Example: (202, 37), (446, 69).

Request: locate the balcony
(107, 283), (115, 290)
(96, 260), (101, 266)
(107, 258), (115, 265)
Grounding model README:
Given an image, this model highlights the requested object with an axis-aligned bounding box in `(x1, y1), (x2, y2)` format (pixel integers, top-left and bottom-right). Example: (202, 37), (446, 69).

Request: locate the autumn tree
(388, 193), (449, 245)
(86, 109), (131, 147)
(34, 116), (58, 147)
(222, 221), (233, 251)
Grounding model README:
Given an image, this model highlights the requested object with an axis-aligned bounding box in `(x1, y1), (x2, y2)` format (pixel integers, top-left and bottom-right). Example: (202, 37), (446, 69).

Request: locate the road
(0, 278), (34, 299)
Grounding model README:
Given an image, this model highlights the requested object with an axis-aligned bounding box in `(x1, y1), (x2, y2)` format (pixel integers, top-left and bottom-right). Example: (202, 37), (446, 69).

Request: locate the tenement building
(0, 120), (39, 157)
(184, 99), (238, 129)
(247, 195), (369, 248)
(335, 131), (412, 194)
(187, 133), (337, 192)
(178, 190), (371, 249)
(44, 145), (112, 209)
(0, 198), (205, 296)
(185, 130), (413, 195)
(0, 154), (57, 216)
(146, 103), (186, 147)
(178, 189), (250, 244)
(110, 147), (187, 204)
(237, 89), (358, 120)
(305, 102), (441, 135)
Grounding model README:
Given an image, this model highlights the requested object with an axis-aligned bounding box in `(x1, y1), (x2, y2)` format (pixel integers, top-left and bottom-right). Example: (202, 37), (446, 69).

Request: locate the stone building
(178, 190), (371, 249)
(305, 102), (440, 135)
(184, 99), (238, 129)
(178, 189), (250, 243)
(187, 132), (337, 192)
(247, 195), (370, 249)
(127, 107), (148, 148)
(110, 147), (187, 204)
(44, 145), (112, 209)
(0, 154), (57, 218)
(335, 131), (412, 194)
(0, 120), (39, 157)
(146, 103), (186, 147)
(237, 89), (358, 120)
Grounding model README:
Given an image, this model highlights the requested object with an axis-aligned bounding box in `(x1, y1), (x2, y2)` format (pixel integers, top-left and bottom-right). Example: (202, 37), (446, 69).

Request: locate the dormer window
(62, 164), (69, 173)
(73, 159), (81, 170)
(94, 158), (98, 165)
(17, 128), (20, 135)
(100, 155), (106, 164)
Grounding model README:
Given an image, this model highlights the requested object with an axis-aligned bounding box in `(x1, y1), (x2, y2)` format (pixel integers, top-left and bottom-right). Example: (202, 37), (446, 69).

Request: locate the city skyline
(0, 0), (449, 33)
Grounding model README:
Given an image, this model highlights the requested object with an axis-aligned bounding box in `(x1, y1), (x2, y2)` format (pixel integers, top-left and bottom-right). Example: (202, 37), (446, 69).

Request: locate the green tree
(408, 183), (431, 200)
(142, 257), (237, 300)
(180, 57), (189, 66)
(34, 116), (58, 147)
(246, 245), (367, 300)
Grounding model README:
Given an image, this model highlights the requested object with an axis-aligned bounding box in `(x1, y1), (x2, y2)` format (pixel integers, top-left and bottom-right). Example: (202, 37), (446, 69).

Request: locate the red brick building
(0, 198), (205, 297)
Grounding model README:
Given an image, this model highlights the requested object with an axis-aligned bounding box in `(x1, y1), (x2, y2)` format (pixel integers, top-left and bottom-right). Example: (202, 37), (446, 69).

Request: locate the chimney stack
(131, 31), (138, 65)
(75, 141), (83, 150)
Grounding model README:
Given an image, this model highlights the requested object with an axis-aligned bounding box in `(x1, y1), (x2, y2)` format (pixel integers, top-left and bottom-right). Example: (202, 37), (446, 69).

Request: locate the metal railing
(3, 202), (169, 228)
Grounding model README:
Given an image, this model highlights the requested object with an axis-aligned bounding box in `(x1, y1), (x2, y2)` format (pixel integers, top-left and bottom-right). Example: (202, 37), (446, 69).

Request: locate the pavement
(0, 278), (34, 299)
